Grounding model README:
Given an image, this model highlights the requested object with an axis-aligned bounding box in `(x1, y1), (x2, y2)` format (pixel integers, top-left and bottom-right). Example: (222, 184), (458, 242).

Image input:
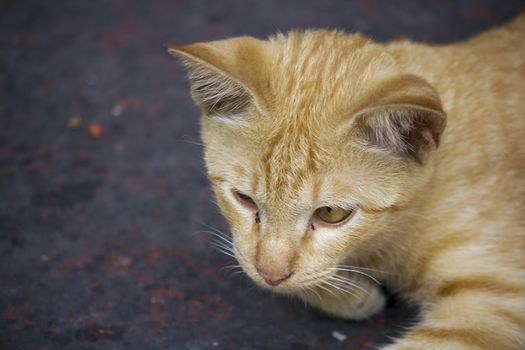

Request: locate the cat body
(170, 14), (525, 349)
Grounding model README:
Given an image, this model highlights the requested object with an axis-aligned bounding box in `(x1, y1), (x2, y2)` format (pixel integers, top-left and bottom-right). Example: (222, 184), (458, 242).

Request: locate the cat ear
(351, 75), (447, 163)
(168, 37), (269, 116)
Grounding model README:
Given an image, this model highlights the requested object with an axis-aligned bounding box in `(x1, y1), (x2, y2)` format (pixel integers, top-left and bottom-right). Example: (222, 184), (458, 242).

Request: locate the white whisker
(322, 279), (359, 298)
(231, 269), (246, 277)
(209, 241), (236, 258)
(199, 224), (233, 242)
(297, 270), (333, 285)
(337, 264), (384, 273)
(316, 282), (339, 297)
(209, 238), (233, 251)
(181, 139), (205, 147)
(329, 267), (381, 285)
(329, 274), (370, 296)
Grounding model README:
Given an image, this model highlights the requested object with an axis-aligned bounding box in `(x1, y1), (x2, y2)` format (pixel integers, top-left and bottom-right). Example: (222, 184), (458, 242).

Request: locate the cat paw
(302, 283), (386, 320)
(333, 283), (386, 320)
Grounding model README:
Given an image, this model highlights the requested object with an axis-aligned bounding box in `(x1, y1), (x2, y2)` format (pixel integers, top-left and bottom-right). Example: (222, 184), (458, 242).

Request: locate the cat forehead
(259, 135), (322, 205)
(266, 30), (394, 117)
(211, 32), (393, 205)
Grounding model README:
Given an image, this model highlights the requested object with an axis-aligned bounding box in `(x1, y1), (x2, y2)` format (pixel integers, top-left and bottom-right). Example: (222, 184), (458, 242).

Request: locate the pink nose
(256, 267), (293, 286)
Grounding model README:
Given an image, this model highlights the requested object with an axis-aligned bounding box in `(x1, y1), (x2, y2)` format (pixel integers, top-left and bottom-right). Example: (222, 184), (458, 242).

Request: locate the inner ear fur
(351, 75), (447, 163)
(168, 37), (269, 116)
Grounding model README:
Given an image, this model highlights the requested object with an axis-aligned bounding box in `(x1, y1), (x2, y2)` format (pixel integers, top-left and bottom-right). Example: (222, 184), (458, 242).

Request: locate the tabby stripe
(251, 173), (259, 198)
(407, 234), (473, 292)
(208, 174), (225, 183)
(407, 326), (505, 349)
(436, 276), (525, 298)
(233, 165), (246, 179)
(311, 177), (321, 204)
(493, 308), (525, 329)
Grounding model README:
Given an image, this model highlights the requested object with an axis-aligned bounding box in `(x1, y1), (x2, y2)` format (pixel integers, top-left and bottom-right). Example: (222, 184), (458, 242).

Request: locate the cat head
(169, 31), (446, 293)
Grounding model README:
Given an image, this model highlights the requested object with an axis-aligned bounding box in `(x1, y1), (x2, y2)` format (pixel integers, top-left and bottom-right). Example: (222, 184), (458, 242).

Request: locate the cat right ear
(168, 37), (269, 116)
(349, 75), (447, 164)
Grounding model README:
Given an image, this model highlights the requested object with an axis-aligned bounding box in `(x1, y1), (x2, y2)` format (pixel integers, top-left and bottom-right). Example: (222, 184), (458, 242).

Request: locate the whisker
(199, 224), (233, 242)
(207, 197), (220, 206)
(299, 285), (323, 306)
(329, 274), (370, 296)
(220, 265), (243, 279)
(322, 279), (359, 298)
(211, 238), (233, 252)
(316, 282), (339, 297)
(231, 269), (246, 277)
(209, 242), (236, 259)
(310, 286), (322, 302)
(222, 264), (242, 271)
(297, 270), (333, 285)
(329, 267), (381, 285)
(209, 237), (233, 251)
(214, 249), (236, 259)
(337, 264), (385, 274)
(326, 278), (361, 296)
(196, 226), (234, 248)
(182, 139), (205, 147)
(211, 244), (234, 257)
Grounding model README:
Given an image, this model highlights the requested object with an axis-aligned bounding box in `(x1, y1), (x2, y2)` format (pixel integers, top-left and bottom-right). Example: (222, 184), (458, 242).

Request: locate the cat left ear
(168, 37), (269, 116)
(351, 75), (447, 163)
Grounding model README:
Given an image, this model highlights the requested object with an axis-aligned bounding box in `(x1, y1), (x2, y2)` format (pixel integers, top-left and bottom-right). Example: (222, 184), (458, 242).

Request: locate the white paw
(337, 284), (386, 320)
(302, 284), (386, 320)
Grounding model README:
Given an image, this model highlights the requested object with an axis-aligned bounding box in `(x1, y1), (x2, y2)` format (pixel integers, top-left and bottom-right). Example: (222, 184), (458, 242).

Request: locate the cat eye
(313, 206), (354, 225)
(233, 190), (258, 210)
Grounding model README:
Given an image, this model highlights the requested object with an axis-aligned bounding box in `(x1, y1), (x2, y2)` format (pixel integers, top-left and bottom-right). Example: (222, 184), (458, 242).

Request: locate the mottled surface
(1, 1), (524, 349)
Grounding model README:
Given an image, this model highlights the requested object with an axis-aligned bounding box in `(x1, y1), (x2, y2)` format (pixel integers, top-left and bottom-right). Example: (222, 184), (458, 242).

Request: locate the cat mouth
(250, 269), (334, 293)
(234, 249), (377, 295)
(252, 267), (379, 297)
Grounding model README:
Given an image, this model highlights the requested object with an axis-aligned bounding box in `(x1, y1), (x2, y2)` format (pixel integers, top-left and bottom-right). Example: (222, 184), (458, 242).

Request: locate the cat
(169, 13), (525, 350)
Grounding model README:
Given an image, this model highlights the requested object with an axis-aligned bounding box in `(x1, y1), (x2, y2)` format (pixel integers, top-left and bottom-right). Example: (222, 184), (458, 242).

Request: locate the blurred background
(1, 1), (524, 349)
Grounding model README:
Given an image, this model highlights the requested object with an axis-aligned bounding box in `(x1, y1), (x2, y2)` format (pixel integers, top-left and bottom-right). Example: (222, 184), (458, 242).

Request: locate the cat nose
(256, 265), (293, 286)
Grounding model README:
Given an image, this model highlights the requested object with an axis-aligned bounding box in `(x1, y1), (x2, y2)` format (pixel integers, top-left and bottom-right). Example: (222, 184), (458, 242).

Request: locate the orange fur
(170, 13), (525, 349)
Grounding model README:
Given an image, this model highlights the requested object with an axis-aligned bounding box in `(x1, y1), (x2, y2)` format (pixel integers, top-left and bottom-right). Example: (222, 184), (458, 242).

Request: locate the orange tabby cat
(169, 14), (525, 349)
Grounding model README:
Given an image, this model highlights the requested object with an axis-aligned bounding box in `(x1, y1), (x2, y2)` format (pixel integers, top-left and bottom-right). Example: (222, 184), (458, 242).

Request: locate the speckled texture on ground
(1, 1), (524, 349)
